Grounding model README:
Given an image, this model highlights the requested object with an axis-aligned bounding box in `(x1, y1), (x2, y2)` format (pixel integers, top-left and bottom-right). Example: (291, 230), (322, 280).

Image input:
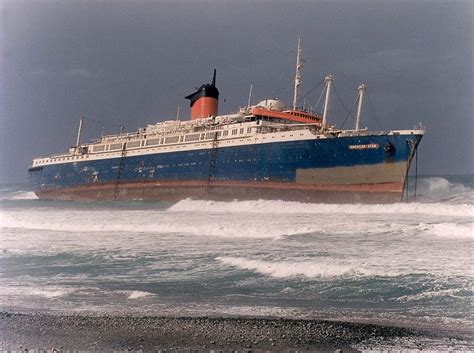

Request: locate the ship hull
(29, 133), (422, 203)
(35, 179), (404, 203)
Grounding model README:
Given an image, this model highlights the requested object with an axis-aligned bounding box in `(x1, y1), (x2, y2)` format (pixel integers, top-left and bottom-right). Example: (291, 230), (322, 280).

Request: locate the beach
(1, 177), (472, 351)
(3, 312), (463, 351)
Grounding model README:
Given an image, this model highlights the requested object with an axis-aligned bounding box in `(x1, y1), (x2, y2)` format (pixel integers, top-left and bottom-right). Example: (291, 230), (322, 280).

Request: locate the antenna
(247, 84), (253, 108)
(292, 37), (303, 111)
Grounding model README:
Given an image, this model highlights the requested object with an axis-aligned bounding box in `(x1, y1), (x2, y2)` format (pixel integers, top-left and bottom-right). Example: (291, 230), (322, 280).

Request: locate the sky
(0, 0), (472, 183)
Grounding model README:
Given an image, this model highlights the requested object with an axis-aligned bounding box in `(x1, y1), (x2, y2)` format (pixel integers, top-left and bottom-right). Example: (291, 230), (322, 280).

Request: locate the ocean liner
(28, 42), (424, 203)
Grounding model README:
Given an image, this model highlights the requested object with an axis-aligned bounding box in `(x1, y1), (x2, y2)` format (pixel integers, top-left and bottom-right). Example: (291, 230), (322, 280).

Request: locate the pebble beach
(1, 312), (472, 351)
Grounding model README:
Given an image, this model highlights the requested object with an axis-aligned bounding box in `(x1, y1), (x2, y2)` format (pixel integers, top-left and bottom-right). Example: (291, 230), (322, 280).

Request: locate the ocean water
(0, 176), (472, 339)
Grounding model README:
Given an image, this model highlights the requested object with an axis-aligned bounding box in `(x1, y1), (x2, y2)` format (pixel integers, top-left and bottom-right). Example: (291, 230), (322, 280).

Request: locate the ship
(28, 41), (424, 203)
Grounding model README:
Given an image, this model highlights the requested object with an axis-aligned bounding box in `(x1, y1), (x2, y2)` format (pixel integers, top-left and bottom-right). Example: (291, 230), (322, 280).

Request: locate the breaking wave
(0, 210), (319, 239)
(169, 198), (472, 218)
(126, 290), (155, 299)
(0, 191), (38, 200)
(397, 288), (467, 302)
(424, 222), (473, 239)
(217, 256), (372, 278)
(412, 176), (474, 204)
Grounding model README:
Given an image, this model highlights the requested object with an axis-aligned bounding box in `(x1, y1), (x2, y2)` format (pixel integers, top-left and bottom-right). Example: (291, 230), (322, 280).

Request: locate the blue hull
(29, 133), (422, 203)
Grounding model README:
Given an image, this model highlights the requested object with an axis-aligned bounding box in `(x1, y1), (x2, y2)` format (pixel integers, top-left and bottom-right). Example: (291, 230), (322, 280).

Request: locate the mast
(355, 83), (366, 131)
(322, 75), (334, 126)
(75, 116), (84, 152)
(247, 84), (253, 108)
(292, 37), (303, 111)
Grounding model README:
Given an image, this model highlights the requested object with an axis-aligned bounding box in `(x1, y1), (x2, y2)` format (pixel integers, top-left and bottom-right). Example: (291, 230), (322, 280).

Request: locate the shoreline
(1, 312), (472, 351)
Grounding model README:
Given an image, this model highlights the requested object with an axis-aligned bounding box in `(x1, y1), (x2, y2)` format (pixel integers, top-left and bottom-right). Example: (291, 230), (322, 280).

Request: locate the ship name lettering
(348, 143), (380, 150)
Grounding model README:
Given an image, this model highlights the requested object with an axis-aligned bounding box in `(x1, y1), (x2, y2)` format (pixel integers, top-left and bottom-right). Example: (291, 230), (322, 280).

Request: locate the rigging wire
(339, 94), (359, 129)
(365, 91), (384, 130)
(414, 143), (418, 202)
(333, 84), (351, 116)
(313, 84), (326, 113)
(334, 90), (359, 129)
(299, 78), (325, 102)
(270, 70), (292, 98)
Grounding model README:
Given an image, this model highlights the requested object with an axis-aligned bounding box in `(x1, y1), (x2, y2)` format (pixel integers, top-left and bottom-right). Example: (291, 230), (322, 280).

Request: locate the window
(247, 127), (252, 133)
(165, 136), (179, 144)
(223, 130), (229, 136)
(185, 134), (200, 142)
(126, 141), (140, 149)
(206, 131), (221, 139)
(239, 128), (244, 134)
(146, 138), (161, 146)
(232, 129), (238, 135)
(92, 145), (105, 152)
(109, 143), (123, 150)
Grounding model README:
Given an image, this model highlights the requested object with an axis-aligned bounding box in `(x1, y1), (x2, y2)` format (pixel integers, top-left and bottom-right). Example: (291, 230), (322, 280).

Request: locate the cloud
(64, 67), (96, 78)
(29, 69), (49, 78)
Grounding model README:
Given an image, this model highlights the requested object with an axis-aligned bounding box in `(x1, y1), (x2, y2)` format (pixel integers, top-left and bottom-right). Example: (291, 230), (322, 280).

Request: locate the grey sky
(0, 0), (472, 183)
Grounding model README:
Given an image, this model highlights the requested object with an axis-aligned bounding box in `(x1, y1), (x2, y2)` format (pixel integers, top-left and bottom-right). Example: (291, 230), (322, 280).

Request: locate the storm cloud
(0, 0), (472, 183)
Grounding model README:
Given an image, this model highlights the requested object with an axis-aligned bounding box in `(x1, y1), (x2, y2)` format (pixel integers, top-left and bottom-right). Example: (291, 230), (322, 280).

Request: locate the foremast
(292, 37), (303, 111)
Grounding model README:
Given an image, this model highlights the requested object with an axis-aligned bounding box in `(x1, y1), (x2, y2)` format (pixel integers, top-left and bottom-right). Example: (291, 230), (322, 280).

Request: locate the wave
(1, 208), (471, 242)
(0, 191), (38, 200)
(125, 290), (155, 299)
(217, 256), (373, 278)
(168, 198), (472, 218)
(0, 209), (324, 239)
(397, 288), (468, 302)
(424, 222), (473, 239)
(411, 176), (474, 204)
(0, 286), (75, 299)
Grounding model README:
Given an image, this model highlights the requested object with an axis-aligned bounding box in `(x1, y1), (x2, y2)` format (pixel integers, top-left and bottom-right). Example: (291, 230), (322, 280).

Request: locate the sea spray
(0, 176), (472, 336)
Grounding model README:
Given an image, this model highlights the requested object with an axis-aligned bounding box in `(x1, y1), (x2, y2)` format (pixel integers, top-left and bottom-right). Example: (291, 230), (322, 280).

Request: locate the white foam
(126, 290), (155, 299)
(0, 191), (38, 200)
(420, 177), (451, 194)
(397, 288), (465, 302)
(217, 256), (370, 278)
(29, 288), (70, 298)
(0, 208), (320, 239)
(0, 286), (73, 299)
(424, 222), (473, 239)
(168, 198), (472, 218)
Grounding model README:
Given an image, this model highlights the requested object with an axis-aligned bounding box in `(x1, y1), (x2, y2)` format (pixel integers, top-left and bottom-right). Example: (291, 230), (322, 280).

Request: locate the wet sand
(0, 312), (470, 351)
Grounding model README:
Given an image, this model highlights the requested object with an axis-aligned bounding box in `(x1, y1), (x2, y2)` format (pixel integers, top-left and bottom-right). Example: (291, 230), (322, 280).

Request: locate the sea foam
(0, 191), (38, 200)
(168, 198), (472, 218)
(426, 222), (473, 239)
(126, 290), (155, 299)
(216, 256), (370, 278)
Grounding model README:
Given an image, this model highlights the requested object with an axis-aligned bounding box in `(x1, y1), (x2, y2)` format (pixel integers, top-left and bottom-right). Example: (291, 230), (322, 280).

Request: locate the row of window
(33, 128), (305, 165)
(291, 112), (320, 121)
(92, 127), (254, 153)
(34, 154), (90, 165)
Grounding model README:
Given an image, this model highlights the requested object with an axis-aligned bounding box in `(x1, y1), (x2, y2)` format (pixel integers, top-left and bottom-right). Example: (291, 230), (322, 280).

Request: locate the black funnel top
(185, 69), (219, 107)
